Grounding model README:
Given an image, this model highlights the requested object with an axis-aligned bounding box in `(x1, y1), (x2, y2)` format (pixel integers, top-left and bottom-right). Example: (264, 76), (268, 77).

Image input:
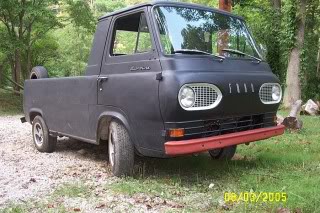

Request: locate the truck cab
(23, 1), (285, 177)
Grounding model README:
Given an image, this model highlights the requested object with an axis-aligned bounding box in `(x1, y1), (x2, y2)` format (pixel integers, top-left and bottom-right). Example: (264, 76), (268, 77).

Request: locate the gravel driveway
(0, 115), (160, 212)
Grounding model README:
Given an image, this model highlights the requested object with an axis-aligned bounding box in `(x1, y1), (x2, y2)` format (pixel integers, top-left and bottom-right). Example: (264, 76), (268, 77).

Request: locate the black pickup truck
(22, 1), (285, 176)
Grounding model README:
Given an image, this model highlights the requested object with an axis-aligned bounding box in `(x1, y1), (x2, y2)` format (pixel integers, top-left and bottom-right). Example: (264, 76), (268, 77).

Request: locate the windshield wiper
(172, 49), (225, 61)
(222, 48), (261, 63)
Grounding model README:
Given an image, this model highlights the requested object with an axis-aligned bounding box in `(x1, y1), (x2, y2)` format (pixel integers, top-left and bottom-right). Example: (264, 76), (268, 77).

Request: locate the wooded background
(0, 0), (319, 108)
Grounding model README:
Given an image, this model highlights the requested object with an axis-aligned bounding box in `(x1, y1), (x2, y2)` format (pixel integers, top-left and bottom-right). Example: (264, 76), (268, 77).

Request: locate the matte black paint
(23, 2), (281, 158)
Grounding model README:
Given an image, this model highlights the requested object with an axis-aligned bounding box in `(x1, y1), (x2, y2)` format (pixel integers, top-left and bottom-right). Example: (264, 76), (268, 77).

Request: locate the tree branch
(0, 87), (23, 95)
(0, 72), (24, 90)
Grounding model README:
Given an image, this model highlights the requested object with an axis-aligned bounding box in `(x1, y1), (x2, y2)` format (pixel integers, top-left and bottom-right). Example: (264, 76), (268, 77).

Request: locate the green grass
(0, 204), (25, 213)
(52, 182), (90, 198)
(108, 113), (320, 212)
(0, 89), (23, 115)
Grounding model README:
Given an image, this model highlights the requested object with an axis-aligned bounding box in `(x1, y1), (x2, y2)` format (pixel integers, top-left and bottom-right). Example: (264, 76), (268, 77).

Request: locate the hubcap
(108, 130), (115, 167)
(34, 123), (44, 146)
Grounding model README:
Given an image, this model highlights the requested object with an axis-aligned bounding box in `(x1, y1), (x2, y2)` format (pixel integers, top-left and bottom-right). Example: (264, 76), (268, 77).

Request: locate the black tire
(30, 66), (49, 79)
(32, 116), (56, 153)
(208, 145), (237, 160)
(108, 121), (134, 177)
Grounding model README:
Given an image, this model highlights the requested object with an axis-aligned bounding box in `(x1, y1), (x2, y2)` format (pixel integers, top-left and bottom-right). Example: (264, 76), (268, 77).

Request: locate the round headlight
(179, 86), (195, 108)
(272, 85), (281, 101)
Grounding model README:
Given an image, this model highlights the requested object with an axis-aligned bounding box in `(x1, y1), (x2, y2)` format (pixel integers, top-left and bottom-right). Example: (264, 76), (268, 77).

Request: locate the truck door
(97, 9), (165, 153)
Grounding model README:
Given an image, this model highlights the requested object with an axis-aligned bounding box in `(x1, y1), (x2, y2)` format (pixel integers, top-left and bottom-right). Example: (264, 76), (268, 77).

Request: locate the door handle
(98, 76), (108, 91)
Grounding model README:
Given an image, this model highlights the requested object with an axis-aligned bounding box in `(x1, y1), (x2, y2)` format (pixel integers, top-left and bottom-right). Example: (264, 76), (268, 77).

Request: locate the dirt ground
(0, 115), (162, 212)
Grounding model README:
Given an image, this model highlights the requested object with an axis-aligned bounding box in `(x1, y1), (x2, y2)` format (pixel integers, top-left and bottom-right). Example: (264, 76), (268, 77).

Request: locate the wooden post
(217, 0), (232, 55)
(219, 0), (232, 12)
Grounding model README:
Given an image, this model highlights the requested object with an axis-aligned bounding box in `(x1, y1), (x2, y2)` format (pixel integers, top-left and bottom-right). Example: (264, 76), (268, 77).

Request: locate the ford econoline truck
(22, 1), (285, 176)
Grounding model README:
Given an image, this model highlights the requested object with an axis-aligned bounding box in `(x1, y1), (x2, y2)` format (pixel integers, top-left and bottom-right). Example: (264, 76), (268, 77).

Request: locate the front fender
(92, 106), (138, 149)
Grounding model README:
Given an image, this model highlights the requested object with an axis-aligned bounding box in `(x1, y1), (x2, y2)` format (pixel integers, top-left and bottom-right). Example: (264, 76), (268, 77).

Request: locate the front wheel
(108, 121), (134, 176)
(208, 145), (237, 160)
(32, 116), (57, 153)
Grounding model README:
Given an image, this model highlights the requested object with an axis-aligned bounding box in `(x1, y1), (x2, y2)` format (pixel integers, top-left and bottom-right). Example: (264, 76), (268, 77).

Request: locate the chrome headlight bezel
(178, 83), (223, 111)
(178, 86), (196, 109)
(259, 83), (282, 104)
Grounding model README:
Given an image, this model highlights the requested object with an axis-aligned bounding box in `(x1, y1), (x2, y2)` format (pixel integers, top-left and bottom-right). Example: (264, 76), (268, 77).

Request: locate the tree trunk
(317, 39), (320, 78)
(217, 0), (232, 54)
(0, 64), (3, 85)
(282, 100), (303, 130)
(272, 0), (281, 10)
(283, 0), (306, 108)
(10, 57), (16, 90)
(14, 49), (22, 92)
(268, 0), (282, 80)
(26, 46), (32, 80)
(25, 23), (33, 80)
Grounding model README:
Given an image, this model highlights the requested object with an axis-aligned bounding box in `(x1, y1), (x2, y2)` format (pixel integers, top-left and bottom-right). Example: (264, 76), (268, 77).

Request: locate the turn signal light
(169, 128), (185, 138)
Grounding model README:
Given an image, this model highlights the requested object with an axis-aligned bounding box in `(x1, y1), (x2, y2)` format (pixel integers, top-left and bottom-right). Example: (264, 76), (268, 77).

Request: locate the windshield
(154, 6), (261, 59)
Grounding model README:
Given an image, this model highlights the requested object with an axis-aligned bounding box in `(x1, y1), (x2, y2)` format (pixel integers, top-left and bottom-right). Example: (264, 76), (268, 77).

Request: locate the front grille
(166, 112), (276, 140)
(259, 84), (273, 103)
(191, 85), (218, 108)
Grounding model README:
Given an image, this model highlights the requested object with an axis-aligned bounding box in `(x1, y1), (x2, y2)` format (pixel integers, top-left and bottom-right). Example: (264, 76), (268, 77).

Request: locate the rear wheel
(108, 121), (134, 176)
(32, 116), (56, 153)
(208, 145), (237, 160)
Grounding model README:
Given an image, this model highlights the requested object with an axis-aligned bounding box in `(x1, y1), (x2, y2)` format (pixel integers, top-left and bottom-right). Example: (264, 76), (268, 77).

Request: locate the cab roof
(98, 1), (243, 21)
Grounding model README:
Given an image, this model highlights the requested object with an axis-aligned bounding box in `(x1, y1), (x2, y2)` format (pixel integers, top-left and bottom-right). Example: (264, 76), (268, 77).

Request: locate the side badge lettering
(130, 66), (151, 71)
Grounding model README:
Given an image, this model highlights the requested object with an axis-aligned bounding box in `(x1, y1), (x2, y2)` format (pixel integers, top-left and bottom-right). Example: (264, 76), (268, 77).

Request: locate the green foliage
(0, 0), (319, 99)
(46, 26), (93, 77)
(95, 0), (126, 16)
(233, 1), (284, 81)
(233, 0), (320, 100)
(65, 0), (96, 33)
(31, 35), (59, 66)
(300, 0), (320, 100)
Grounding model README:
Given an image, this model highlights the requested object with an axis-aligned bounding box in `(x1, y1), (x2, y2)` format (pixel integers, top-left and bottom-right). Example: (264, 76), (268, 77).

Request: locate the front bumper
(165, 125), (285, 156)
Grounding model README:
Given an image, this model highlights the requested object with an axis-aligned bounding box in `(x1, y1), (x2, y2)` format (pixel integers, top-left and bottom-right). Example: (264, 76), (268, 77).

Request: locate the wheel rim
(34, 123), (44, 146)
(209, 148), (222, 157)
(108, 130), (115, 167)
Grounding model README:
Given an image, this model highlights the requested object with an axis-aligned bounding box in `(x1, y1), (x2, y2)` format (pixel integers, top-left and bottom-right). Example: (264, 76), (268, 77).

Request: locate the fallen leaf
(222, 204), (230, 210)
(276, 207), (290, 213)
(95, 203), (105, 209)
(166, 200), (184, 208)
(294, 208), (302, 213)
(146, 204), (152, 210)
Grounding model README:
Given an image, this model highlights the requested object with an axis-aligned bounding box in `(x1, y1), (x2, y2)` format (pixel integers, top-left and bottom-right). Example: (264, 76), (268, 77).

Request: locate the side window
(111, 12), (152, 56)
